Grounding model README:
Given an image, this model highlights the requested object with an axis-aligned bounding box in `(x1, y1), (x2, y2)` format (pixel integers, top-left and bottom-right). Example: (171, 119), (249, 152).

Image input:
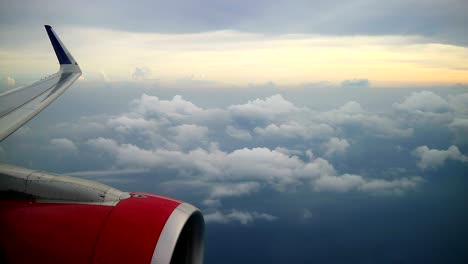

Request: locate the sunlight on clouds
(1, 27), (468, 86)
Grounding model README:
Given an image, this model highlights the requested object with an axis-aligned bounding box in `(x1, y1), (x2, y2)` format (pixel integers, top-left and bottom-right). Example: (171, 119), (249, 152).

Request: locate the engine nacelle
(0, 164), (204, 264)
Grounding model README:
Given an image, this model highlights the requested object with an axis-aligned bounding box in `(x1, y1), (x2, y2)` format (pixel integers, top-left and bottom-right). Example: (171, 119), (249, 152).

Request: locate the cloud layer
(2, 88), (467, 225)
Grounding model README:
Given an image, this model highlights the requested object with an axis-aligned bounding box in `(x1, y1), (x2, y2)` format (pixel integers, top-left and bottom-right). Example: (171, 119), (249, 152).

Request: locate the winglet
(44, 25), (78, 67)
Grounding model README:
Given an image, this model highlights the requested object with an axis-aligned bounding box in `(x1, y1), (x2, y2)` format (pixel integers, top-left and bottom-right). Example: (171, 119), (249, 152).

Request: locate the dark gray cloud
(1, 0), (467, 46)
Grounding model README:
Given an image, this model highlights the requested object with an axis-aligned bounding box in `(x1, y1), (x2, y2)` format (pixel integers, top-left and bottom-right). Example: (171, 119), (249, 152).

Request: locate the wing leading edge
(0, 25), (81, 141)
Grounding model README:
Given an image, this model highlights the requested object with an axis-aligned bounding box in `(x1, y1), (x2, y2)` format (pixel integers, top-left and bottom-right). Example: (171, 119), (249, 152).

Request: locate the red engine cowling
(0, 193), (204, 264)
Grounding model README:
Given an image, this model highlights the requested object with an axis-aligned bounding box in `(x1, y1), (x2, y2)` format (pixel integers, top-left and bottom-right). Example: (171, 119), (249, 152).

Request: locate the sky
(1, 0), (468, 263)
(1, 0), (468, 87)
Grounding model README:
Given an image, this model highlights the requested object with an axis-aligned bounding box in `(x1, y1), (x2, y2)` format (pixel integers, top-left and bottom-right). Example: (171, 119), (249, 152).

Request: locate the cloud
(393, 91), (454, 125)
(413, 145), (468, 170)
(2, 0), (467, 46)
(132, 67), (152, 80)
(5, 92), (427, 208)
(87, 137), (120, 154)
(274, 147), (306, 157)
(49, 138), (78, 153)
(228, 94), (299, 125)
(202, 199), (222, 207)
(3, 22), (468, 87)
(450, 118), (468, 143)
(204, 210), (277, 225)
(82, 93), (333, 149)
(336, 101), (364, 113)
(87, 137), (423, 198)
(88, 94), (346, 153)
(317, 101), (412, 138)
(314, 174), (423, 195)
(87, 141), (315, 190)
(254, 122), (334, 141)
(210, 182), (260, 199)
(134, 94), (204, 122)
(394, 91), (451, 113)
(6, 92), (431, 213)
(314, 174), (365, 192)
(323, 137), (350, 157)
(448, 93), (468, 115)
(341, 79), (369, 88)
(107, 115), (158, 134)
(169, 124), (210, 150)
(225, 126), (252, 140)
(359, 177), (424, 195)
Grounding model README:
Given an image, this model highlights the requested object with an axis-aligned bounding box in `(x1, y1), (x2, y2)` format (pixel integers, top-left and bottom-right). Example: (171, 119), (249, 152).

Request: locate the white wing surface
(0, 25), (81, 141)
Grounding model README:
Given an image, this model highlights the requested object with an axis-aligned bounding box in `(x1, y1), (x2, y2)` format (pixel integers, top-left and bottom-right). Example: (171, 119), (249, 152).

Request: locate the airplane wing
(0, 25), (81, 141)
(0, 26), (204, 264)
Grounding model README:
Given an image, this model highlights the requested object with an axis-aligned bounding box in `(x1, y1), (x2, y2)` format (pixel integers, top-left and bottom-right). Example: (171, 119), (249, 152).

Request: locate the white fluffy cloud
(317, 101), (412, 138)
(210, 182), (260, 199)
(323, 137), (350, 157)
(169, 124), (210, 150)
(70, 93), (414, 155)
(393, 91), (454, 125)
(134, 94), (204, 122)
(314, 173), (422, 195)
(204, 210), (277, 225)
(413, 145), (468, 170)
(27, 93), (432, 216)
(107, 115), (158, 134)
(202, 199), (222, 207)
(49, 138), (78, 153)
(254, 122), (334, 140)
(228, 94), (300, 123)
(395, 91), (451, 113)
(87, 138), (423, 199)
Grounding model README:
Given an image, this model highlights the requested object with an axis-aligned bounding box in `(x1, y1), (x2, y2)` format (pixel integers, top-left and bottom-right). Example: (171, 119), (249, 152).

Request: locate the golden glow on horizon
(1, 27), (467, 87)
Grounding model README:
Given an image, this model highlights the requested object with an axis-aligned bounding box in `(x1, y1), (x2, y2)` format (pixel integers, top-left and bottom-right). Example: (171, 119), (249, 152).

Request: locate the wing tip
(44, 25), (74, 65)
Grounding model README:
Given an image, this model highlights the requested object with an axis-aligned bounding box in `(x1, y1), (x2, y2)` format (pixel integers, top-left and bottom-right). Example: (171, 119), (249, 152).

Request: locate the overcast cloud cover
(1, 0), (467, 46)
(1, 0), (468, 263)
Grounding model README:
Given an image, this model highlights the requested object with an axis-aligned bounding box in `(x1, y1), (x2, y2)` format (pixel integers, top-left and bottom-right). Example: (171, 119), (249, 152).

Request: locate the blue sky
(1, 1), (468, 263)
